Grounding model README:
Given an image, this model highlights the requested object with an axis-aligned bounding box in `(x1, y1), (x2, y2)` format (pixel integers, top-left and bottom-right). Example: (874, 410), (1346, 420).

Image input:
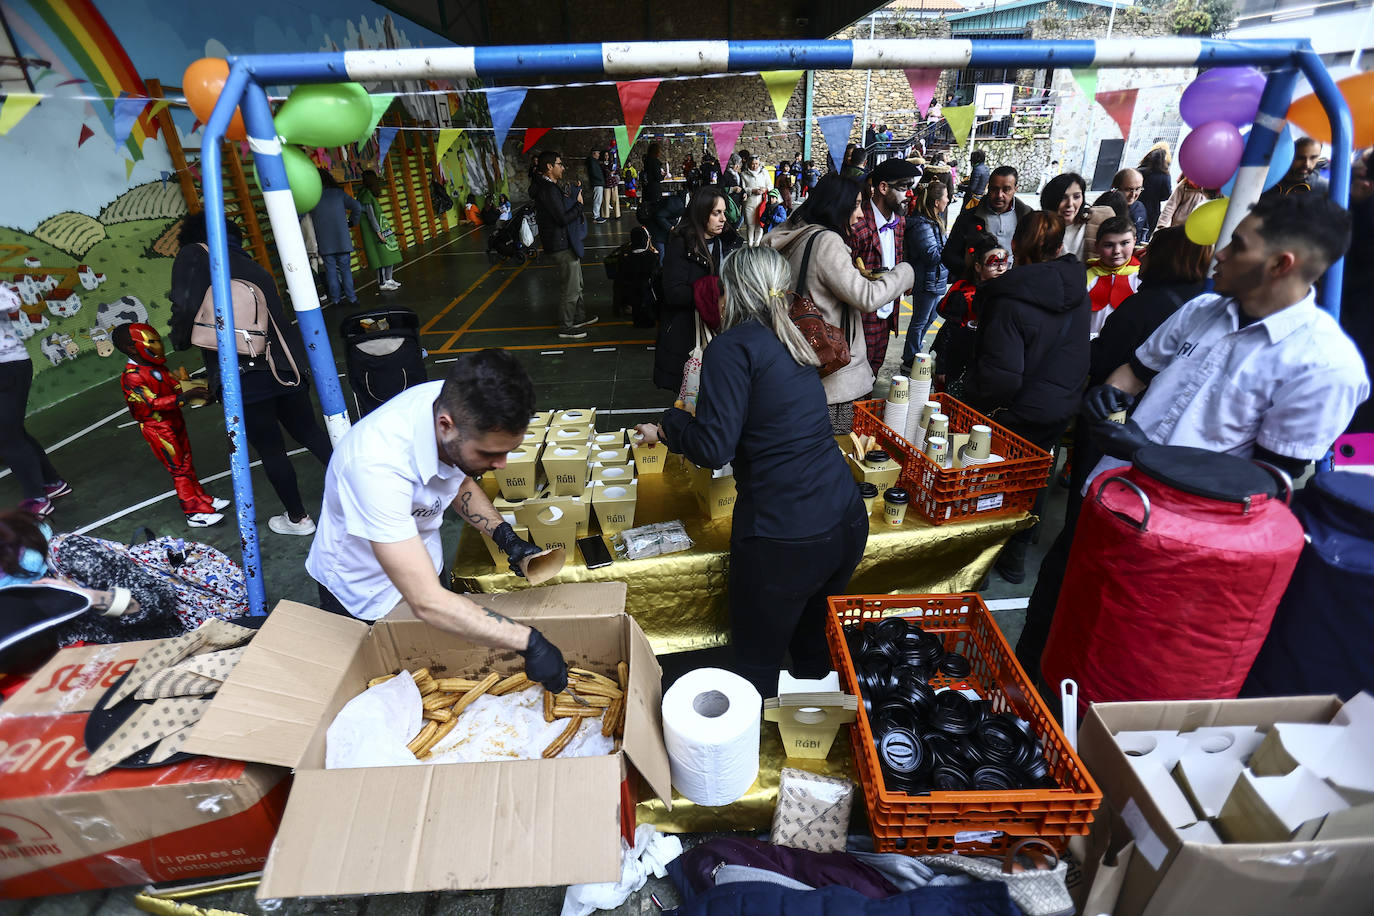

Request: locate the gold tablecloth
(452, 456), (1032, 654)
(635, 719), (860, 834)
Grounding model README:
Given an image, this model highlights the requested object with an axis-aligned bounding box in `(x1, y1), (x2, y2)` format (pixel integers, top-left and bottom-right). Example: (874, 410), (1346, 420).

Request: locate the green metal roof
(947, 0), (1128, 33)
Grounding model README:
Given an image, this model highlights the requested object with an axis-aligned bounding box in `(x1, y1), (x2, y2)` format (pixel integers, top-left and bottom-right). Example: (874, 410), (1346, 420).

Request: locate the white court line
(73, 448), (308, 536)
(540, 350), (563, 356)
(599, 407), (668, 415)
(984, 597), (1030, 611)
(592, 347), (616, 353)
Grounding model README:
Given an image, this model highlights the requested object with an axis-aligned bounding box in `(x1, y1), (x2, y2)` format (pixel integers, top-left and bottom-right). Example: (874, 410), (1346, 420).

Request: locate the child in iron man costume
(111, 323), (227, 527)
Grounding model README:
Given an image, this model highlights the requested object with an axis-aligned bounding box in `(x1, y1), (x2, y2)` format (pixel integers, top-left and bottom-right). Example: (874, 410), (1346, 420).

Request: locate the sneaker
(43, 480), (72, 500)
(558, 329), (588, 340)
(594, 217), (607, 223)
(186, 511), (224, 528)
(319, 292), (330, 303)
(388, 279), (402, 289)
(269, 513), (317, 536)
(572, 316), (599, 329)
(19, 497), (53, 518)
(211, 497), (231, 511)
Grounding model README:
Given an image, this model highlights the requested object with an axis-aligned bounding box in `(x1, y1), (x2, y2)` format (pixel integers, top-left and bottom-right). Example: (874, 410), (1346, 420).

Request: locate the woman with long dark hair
(967, 210), (1089, 582)
(900, 180), (950, 369)
(1041, 172), (1114, 261)
(763, 173), (914, 432)
(1138, 146), (1173, 235)
(654, 186), (744, 391)
(636, 246), (867, 695)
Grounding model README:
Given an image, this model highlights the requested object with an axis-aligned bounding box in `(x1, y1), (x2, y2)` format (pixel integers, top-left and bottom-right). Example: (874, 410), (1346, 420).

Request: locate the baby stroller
(340, 307), (428, 417)
(487, 202), (539, 263)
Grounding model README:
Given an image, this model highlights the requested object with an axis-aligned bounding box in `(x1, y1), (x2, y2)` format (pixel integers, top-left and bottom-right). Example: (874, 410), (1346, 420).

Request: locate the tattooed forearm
(469, 598), (519, 628)
(456, 487), (500, 535)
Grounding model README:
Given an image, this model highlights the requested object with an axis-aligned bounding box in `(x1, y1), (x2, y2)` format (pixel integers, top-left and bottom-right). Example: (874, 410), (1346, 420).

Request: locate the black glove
(1090, 418), (1152, 462)
(1082, 384), (1135, 423)
(521, 626), (568, 693)
(492, 521), (543, 578)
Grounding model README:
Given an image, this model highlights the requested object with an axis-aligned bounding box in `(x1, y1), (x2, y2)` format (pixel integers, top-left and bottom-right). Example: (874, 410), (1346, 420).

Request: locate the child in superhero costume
(111, 323), (227, 527)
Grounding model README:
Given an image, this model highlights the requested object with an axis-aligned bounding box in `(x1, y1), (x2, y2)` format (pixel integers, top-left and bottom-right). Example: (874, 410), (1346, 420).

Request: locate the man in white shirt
(306, 349), (568, 692)
(1084, 193), (1370, 483)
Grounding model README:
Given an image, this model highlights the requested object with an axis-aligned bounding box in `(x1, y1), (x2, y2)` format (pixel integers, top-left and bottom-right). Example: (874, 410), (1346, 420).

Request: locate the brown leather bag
(787, 232), (852, 378)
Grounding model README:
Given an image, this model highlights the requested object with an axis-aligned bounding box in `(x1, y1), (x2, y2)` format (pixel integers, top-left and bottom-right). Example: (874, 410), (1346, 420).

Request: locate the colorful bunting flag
(77, 123), (95, 147)
(124, 158), (136, 180)
(904, 69), (942, 119)
(365, 93), (396, 138)
(942, 104), (976, 149)
(616, 80), (660, 150)
(190, 119), (201, 135)
(709, 121), (745, 166)
(435, 127), (462, 160)
(56, 78), (86, 87)
(0, 93), (42, 136)
(1095, 88), (1139, 139)
(377, 127), (399, 162)
(160, 170), (171, 188)
(485, 86), (528, 153)
(761, 71), (804, 121)
(111, 94), (147, 146)
(1072, 69), (1099, 100)
(148, 100), (171, 120)
(522, 127), (551, 154)
(613, 124), (633, 168)
(817, 114), (855, 171)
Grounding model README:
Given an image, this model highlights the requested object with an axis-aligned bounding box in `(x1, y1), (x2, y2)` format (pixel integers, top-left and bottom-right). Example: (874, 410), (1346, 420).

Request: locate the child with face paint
(1084, 216), (1142, 337)
(111, 323), (227, 527)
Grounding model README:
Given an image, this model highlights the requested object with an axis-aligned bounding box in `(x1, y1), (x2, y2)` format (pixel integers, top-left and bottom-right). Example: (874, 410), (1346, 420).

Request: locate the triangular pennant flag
(709, 121), (745, 166)
(0, 93), (42, 136)
(522, 127), (551, 154)
(616, 80), (660, 148)
(364, 93), (396, 138)
(148, 99), (171, 120)
(190, 118), (201, 135)
(124, 158), (136, 181)
(111, 94), (147, 146)
(761, 70), (804, 121)
(1072, 69), (1098, 100)
(435, 127), (462, 160)
(817, 114), (856, 171)
(904, 69), (942, 119)
(485, 86), (528, 153)
(377, 127), (399, 163)
(77, 123), (95, 147)
(614, 125), (633, 167)
(942, 104), (976, 149)
(160, 170), (171, 188)
(1095, 88), (1139, 140)
(56, 78), (86, 87)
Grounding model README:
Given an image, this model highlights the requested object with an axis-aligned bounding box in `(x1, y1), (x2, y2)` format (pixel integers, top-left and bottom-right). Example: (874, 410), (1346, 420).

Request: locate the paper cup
(927, 412), (949, 442)
(1107, 409), (1128, 424)
(889, 375), (910, 404)
(521, 546), (566, 585)
(883, 487), (910, 526)
(911, 352), (934, 381)
(925, 436), (949, 468)
(967, 424), (992, 461)
(858, 482), (879, 515)
(919, 401), (940, 428)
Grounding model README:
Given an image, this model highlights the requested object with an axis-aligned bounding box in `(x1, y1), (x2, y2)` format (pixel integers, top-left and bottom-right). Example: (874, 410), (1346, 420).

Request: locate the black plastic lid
(865, 449), (891, 464)
(858, 482), (879, 497)
(1132, 445), (1280, 504)
(884, 487), (910, 505)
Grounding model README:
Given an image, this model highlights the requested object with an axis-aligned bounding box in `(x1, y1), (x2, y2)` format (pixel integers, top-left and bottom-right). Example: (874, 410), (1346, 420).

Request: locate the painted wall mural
(0, 0), (463, 410)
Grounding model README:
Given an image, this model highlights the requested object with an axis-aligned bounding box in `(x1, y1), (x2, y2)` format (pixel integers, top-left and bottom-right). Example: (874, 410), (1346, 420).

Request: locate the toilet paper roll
(662, 667), (762, 806)
(883, 399), (908, 438)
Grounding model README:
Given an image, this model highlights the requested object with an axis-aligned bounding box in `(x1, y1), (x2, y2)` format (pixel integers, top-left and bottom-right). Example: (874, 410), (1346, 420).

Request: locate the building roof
(948, 0), (1130, 30)
(45, 287), (76, 299)
(889, 0), (967, 12)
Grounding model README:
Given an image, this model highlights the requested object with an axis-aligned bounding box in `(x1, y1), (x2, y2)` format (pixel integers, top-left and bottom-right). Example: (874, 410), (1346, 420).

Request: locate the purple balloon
(1180, 66), (1266, 128)
(1179, 121), (1245, 190)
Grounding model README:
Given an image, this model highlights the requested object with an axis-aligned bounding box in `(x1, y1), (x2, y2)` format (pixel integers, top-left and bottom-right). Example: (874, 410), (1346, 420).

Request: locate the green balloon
(274, 82), (373, 147)
(255, 145), (322, 214)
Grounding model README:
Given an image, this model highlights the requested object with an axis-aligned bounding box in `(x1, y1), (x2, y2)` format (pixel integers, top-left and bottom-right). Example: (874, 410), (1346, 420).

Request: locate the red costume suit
(114, 324), (215, 515)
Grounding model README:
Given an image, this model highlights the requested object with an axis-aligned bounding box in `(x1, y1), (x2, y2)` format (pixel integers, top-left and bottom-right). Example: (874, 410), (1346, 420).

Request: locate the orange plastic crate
(825, 594), (1101, 851)
(852, 395), (1053, 525)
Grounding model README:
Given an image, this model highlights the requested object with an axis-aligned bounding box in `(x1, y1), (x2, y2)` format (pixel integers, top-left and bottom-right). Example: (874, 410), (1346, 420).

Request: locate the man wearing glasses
(849, 158), (921, 377)
(1112, 167), (1149, 241)
(532, 150), (597, 340)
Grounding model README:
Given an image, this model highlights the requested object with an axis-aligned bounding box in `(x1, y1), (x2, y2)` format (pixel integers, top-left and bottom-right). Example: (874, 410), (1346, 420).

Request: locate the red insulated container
(1041, 445), (1304, 710)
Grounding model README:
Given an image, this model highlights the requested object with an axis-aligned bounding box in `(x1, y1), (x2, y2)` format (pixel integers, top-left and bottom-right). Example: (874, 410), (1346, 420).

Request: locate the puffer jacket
(763, 221), (915, 404)
(967, 254), (1090, 443)
(903, 214), (948, 294)
(653, 229), (744, 391)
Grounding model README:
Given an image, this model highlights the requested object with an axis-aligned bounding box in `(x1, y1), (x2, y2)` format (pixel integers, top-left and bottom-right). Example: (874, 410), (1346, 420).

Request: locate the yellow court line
(419, 263), (500, 334)
(467, 321), (635, 333)
(446, 261), (532, 347)
(432, 338), (655, 355)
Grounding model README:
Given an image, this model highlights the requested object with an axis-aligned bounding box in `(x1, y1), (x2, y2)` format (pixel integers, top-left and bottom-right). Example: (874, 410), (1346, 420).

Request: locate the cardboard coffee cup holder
(592, 480), (638, 535)
(541, 444), (590, 496)
(552, 408), (597, 428)
(591, 430), (627, 449)
(847, 453), (902, 492)
(527, 503), (578, 553)
(528, 410), (554, 429)
(516, 487), (592, 537)
(630, 433), (666, 474)
(591, 463), (635, 486)
(763, 692), (859, 759)
(691, 464), (737, 519)
(591, 445), (632, 466)
(496, 445), (543, 500)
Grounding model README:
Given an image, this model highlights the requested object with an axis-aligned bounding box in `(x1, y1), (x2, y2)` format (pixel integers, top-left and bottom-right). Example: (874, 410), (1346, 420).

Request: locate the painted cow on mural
(39, 332), (78, 366)
(94, 295), (149, 331)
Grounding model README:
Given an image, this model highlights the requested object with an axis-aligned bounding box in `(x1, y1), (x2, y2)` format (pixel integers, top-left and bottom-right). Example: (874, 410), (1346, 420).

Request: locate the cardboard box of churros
(180, 581), (672, 900)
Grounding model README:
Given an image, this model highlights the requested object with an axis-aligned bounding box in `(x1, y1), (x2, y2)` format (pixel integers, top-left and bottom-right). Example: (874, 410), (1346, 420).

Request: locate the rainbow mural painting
(26, 0), (153, 160)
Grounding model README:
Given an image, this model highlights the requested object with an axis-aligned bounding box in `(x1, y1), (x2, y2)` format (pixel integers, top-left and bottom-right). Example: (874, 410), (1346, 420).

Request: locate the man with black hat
(849, 157), (921, 377)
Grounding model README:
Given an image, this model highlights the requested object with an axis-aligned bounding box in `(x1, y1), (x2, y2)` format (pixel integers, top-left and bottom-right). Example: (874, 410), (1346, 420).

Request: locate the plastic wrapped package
(613, 521), (693, 560)
(770, 767), (855, 853)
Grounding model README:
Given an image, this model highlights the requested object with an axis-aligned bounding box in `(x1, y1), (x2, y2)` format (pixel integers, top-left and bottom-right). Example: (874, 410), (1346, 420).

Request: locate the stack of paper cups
(904, 354), (934, 444)
(884, 375), (910, 439)
(958, 424), (994, 466)
(926, 413), (949, 449)
(911, 400), (941, 452)
(925, 436), (950, 469)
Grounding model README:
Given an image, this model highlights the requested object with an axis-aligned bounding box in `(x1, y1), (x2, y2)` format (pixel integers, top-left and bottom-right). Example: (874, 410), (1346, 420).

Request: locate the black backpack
(430, 180), (453, 215)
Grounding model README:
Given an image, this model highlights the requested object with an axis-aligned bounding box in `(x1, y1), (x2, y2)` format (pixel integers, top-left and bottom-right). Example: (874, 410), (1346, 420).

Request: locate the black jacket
(941, 198), (1032, 273)
(653, 229), (743, 391)
(967, 255), (1090, 445)
(168, 240), (307, 403)
(585, 155), (604, 187)
(532, 176), (584, 257)
(1140, 168), (1172, 235)
(1090, 280), (1204, 385)
(643, 156), (665, 201)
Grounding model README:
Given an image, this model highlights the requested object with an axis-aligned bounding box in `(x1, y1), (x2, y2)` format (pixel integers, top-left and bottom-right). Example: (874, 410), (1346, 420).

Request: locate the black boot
(994, 539), (1029, 585)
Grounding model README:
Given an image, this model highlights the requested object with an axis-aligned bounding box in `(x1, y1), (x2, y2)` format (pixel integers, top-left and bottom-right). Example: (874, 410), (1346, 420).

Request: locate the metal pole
(1107, 1), (1117, 39)
(201, 62), (267, 616)
(861, 16), (876, 146)
(803, 69), (814, 160)
(239, 84), (352, 446)
(1297, 49), (1352, 317)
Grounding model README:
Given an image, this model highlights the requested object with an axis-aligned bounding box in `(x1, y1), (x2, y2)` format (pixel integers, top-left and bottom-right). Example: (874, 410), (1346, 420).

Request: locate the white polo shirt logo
(412, 497), (443, 519)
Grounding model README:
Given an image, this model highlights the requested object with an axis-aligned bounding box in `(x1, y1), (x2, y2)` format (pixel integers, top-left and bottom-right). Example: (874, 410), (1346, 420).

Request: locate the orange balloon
(182, 57), (246, 141)
(1286, 70), (1374, 149)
